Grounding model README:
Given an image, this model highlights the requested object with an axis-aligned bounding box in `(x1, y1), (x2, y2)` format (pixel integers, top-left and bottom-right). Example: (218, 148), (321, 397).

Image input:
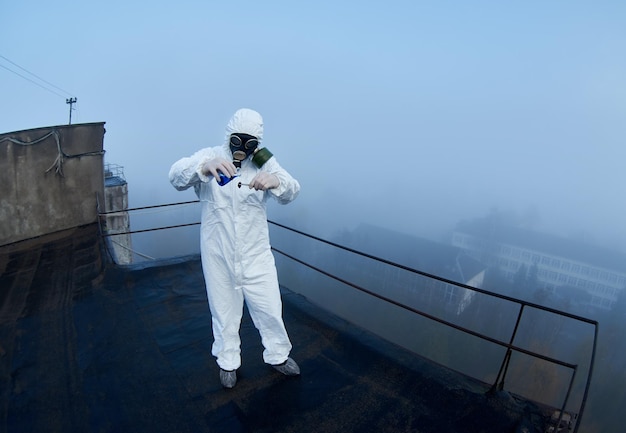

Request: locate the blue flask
(217, 172), (239, 186)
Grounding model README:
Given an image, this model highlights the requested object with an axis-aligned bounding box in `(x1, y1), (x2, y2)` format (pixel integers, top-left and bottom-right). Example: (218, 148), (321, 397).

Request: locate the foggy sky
(2, 1), (625, 253)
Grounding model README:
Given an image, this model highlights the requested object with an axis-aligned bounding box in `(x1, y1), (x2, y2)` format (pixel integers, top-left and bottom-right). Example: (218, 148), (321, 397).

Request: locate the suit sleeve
(169, 147), (217, 191)
(264, 156), (300, 204)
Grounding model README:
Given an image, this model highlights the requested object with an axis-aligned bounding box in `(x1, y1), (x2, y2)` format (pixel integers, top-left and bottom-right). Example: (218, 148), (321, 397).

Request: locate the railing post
(573, 323), (599, 433)
(489, 303), (525, 394)
(549, 366), (577, 433)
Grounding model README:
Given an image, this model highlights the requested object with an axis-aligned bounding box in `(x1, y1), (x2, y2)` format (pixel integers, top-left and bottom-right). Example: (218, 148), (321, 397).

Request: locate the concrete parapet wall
(0, 123), (106, 245)
(104, 181), (133, 264)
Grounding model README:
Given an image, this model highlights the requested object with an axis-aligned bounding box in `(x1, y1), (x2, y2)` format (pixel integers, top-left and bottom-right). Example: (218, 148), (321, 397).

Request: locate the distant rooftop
(104, 162), (126, 187)
(455, 219), (626, 272)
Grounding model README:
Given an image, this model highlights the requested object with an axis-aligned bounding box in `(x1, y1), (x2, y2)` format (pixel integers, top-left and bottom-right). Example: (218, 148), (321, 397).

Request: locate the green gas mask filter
(251, 147), (273, 168)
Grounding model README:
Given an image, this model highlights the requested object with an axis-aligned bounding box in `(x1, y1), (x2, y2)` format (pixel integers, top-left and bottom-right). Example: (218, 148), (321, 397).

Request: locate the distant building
(328, 224), (486, 315)
(451, 221), (626, 311)
(103, 163), (132, 264)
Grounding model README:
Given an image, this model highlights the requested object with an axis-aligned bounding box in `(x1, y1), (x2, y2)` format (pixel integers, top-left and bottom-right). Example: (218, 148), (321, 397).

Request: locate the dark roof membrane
(0, 224), (549, 433)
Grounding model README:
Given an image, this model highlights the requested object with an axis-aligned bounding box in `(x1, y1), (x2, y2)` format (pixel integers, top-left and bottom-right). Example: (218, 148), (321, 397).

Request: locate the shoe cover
(220, 369), (237, 388)
(272, 357), (300, 376)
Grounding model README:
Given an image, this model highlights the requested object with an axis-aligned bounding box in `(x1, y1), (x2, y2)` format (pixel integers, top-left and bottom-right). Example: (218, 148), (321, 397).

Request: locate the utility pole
(66, 97), (77, 124)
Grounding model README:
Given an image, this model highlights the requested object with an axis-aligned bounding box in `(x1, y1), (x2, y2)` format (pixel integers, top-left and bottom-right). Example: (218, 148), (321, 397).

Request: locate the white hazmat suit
(168, 109), (300, 372)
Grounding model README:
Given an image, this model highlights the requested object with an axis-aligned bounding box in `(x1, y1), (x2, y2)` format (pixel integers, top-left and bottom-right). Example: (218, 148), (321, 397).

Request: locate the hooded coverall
(168, 109), (300, 371)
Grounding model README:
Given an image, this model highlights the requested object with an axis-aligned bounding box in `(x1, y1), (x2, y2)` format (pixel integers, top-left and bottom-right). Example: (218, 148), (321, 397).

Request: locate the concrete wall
(104, 178), (133, 264)
(0, 123), (106, 245)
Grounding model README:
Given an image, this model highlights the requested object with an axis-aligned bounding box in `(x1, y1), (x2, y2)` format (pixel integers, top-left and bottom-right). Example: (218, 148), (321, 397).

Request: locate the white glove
(248, 172), (280, 191)
(202, 157), (237, 180)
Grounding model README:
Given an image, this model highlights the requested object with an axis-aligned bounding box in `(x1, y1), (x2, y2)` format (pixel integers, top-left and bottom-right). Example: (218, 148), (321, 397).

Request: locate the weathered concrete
(0, 123), (106, 245)
(103, 165), (132, 264)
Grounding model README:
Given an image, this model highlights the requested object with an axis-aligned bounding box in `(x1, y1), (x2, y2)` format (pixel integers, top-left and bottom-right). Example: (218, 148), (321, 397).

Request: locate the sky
(2, 0), (626, 253)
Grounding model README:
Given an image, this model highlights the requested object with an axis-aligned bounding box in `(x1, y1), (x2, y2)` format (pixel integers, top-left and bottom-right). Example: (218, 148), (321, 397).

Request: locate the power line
(0, 54), (75, 98)
(0, 63), (67, 98)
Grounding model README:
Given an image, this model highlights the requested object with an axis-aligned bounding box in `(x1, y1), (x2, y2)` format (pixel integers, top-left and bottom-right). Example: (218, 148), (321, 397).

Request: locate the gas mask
(229, 133), (273, 169)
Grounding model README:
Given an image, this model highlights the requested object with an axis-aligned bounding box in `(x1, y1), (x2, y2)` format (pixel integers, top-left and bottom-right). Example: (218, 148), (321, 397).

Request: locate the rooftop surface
(0, 224), (549, 433)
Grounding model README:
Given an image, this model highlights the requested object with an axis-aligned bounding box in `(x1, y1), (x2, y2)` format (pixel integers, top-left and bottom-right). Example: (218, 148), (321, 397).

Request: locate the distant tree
(608, 285), (626, 324)
(511, 264), (529, 299)
(527, 262), (539, 290)
(549, 284), (591, 315)
(483, 266), (513, 295)
(601, 285), (626, 367)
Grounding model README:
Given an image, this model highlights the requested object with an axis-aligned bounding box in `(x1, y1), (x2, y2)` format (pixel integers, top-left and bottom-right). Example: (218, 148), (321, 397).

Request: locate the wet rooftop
(0, 224), (549, 433)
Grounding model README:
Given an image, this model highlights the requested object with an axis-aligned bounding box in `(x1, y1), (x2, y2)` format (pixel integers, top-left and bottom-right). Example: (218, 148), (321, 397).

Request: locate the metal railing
(98, 200), (598, 433)
(268, 220), (598, 433)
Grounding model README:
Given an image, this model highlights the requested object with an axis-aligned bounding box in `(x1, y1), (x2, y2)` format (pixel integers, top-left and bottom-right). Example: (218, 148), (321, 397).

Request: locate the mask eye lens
(245, 139), (258, 150)
(230, 135), (242, 147)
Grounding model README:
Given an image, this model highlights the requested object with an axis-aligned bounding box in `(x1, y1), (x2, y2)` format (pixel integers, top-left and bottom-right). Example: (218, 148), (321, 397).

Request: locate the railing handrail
(270, 245), (577, 368)
(267, 219), (598, 433)
(269, 220), (598, 326)
(97, 200), (598, 433)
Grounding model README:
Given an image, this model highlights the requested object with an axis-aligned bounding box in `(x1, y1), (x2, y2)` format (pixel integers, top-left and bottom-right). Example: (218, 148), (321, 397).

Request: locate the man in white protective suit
(168, 108), (301, 388)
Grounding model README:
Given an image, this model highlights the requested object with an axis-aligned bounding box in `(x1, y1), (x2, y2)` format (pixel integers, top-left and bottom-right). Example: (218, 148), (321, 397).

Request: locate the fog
(2, 1), (625, 254)
(2, 1), (626, 431)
